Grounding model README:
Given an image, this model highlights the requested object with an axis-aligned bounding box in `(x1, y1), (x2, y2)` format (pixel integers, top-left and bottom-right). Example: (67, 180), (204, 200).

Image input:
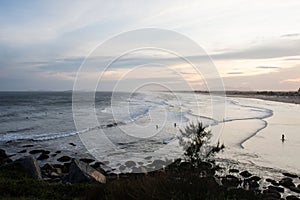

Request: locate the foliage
(179, 122), (224, 167)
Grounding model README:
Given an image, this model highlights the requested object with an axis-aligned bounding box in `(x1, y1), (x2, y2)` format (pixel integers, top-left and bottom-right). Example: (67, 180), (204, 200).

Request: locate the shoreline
(193, 90), (300, 105)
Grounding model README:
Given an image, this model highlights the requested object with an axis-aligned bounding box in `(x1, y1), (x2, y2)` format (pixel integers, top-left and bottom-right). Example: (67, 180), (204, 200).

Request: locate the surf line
(228, 99), (274, 149)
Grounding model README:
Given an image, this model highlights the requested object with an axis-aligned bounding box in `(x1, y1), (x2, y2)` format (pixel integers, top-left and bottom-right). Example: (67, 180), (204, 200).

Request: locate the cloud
(256, 66), (280, 69)
(281, 33), (300, 38)
(227, 71), (243, 75)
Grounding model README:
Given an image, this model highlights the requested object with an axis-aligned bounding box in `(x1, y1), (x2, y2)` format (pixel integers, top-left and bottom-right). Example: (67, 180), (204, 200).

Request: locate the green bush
(179, 122), (224, 167)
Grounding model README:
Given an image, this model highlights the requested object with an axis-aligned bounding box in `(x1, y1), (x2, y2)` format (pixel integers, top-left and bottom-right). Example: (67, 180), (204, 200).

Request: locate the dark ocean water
(0, 91), (114, 141)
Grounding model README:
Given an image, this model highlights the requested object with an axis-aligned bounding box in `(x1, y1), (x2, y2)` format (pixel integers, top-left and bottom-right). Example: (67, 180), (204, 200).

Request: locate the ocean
(0, 91), (300, 176)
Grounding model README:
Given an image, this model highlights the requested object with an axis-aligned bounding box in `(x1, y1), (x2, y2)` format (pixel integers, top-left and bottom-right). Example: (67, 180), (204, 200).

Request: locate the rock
(144, 156), (152, 160)
(64, 159), (106, 184)
(11, 156), (42, 179)
(138, 162), (144, 165)
(55, 150), (61, 154)
(240, 170), (252, 178)
(222, 175), (241, 188)
(37, 153), (49, 160)
(18, 149), (27, 153)
(286, 195), (300, 200)
(283, 172), (298, 178)
(0, 148), (12, 165)
(79, 158), (95, 164)
(41, 163), (55, 171)
(51, 154), (57, 157)
(151, 160), (165, 167)
(57, 156), (71, 162)
(279, 177), (295, 188)
(69, 143), (76, 146)
(229, 169), (239, 173)
(290, 186), (300, 193)
(22, 144), (34, 148)
(125, 161), (136, 168)
(268, 185), (284, 193)
(29, 149), (44, 154)
(119, 165), (126, 171)
(131, 166), (148, 174)
(50, 172), (60, 177)
(262, 189), (281, 199)
(248, 176), (261, 182)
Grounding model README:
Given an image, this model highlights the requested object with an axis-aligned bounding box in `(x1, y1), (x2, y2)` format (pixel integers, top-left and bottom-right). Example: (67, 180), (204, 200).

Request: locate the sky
(1, 0), (300, 91)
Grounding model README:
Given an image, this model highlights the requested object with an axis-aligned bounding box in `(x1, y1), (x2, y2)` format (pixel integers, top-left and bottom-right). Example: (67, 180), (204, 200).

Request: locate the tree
(179, 122), (224, 167)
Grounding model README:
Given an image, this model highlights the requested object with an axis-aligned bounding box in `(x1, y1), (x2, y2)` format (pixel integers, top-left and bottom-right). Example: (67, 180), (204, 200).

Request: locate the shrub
(179, 122), (224, 167)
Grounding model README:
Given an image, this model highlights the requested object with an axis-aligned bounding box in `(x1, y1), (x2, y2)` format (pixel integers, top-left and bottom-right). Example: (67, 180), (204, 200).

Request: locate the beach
(1, 91), (300, 199)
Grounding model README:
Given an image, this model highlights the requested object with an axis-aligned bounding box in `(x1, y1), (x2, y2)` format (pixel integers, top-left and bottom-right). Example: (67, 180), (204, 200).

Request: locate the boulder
(282, 172), (298, 178)
(262, 189), (281, 199)
(79, 158), (95, 164)
(290, 186), (300, 194)
(229, 168), (239, 173)
(69, 143), (76, 146)
(279, 177), (295, 188)
(240, 170), (252, 178)
(268, 185), (284, 193)
(222, 175), (241, 188)
(29, 149), (44, 154)
(0, 148), (12, 166)
(286, 195), (300, 200)
(11, 156), (42, 179)
(17, 149), (27, 153)
(37, 153), (49, 160)
(119, 165), (126, 171)
(64, 159), (106, 184)
(22, 144), (34, 148)
(125, 160), (136, 168)
(57, 156), (71, 162)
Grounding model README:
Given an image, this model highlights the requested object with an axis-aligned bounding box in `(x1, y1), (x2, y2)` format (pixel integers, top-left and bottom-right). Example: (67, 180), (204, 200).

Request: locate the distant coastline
(189, 90), (300, 105)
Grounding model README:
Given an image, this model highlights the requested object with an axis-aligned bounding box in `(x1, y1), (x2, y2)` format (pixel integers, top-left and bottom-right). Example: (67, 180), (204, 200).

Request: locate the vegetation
(179, 122), (224, 167)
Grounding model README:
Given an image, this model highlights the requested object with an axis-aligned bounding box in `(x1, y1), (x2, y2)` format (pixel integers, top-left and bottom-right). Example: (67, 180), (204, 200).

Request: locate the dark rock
(125, 160), (136, 168)
(29, 149), (44, 154)
(298, 184), (300, 188)
(268, 185), (284, 193)
(138, 162), (144, 165)
(63, 162), (71, 173)
(41, 163), (55, 171)
(151, 159), (165, 167)
(286, 195), (300, 200)
(18, 149), (27, 153)
(266, 178), (274, 183)
(229, 168), (239, 173)
(10, 156), (42, 179)
(22, 144), (34, 148)
(79, 158), (95, 164)
(51, 154), (57, 157)
(0, 148), (12, 165)
(290, 186), (300, 193)
(91, 161), (102, 169)
(131, 166), (148, 174)
(222, 175), (241, 188)
(57, 156), (71, 162)
(119, 165), (126, 171)
(282, 172), (298, 178)
(64, 159), (106, 184)
(263, 189), (281, 199)
(266, 178), (280, 186)
(279, 177), (295, 188)
(144, 156), (152, 160)
(37, 153), (49, 160)
(55, 150), (61, 154)
(240, 170), (252, 178)
(102, 161), (109, 165)
(69, 143), (76, 146)
(248, 176), (261, 182)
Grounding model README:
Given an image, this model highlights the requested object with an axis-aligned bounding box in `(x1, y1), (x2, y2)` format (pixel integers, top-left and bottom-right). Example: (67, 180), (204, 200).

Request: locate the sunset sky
(1, 0), (300, 91)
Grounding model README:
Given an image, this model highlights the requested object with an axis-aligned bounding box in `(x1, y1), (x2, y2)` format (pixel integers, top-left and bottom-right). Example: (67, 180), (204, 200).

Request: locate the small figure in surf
(174, 123), (176, 128)
(281, 134), (285, 142)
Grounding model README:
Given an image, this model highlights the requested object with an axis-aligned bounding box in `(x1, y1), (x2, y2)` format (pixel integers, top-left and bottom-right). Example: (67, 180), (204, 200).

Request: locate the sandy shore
(193, 91), (300, 105)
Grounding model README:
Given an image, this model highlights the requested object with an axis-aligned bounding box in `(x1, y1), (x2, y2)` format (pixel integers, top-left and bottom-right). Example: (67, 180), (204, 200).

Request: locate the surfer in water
(281, 134), (285, 142)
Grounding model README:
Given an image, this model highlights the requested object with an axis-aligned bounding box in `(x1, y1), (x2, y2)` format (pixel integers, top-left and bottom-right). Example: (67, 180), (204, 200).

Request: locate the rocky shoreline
(1, 147), (300, 200)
